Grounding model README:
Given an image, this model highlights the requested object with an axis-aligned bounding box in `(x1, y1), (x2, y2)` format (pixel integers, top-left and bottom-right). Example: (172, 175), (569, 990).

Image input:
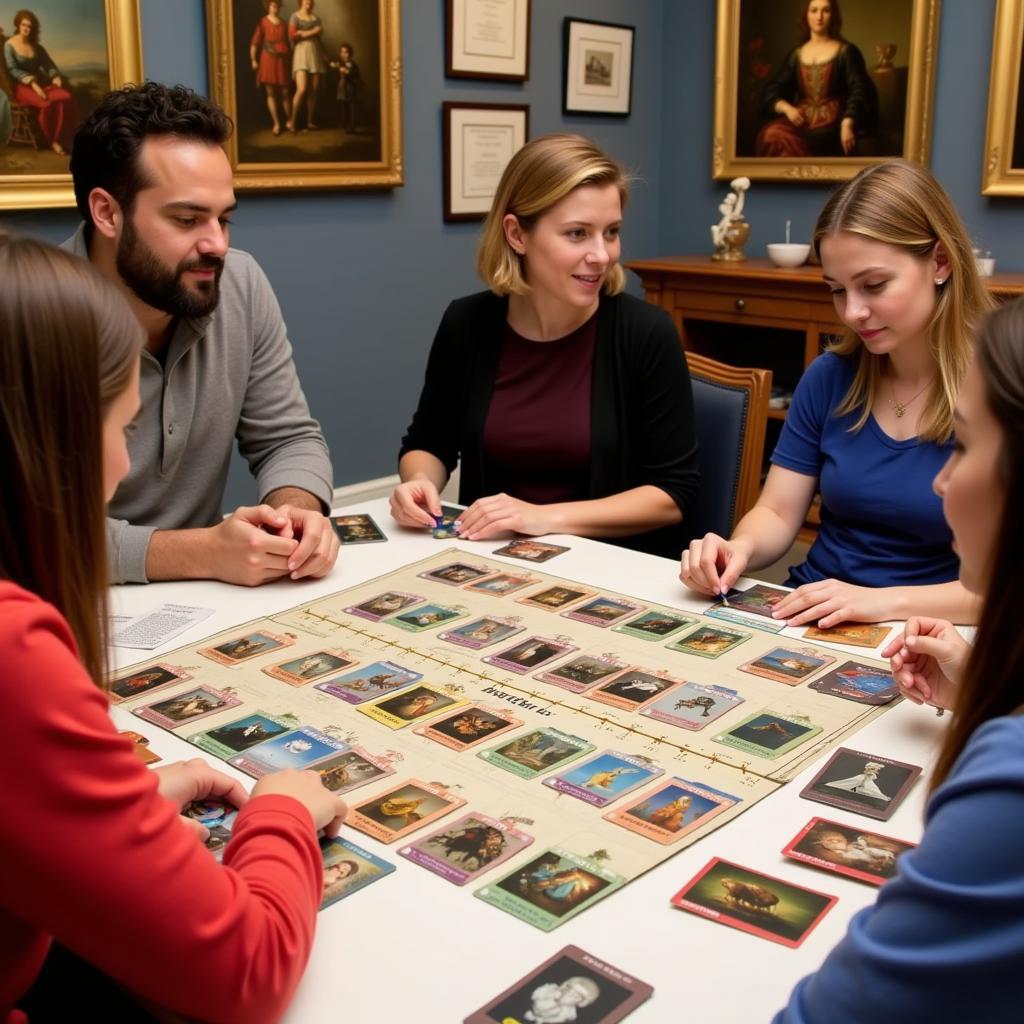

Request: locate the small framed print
(783, 817), (915, 887)
(199, 630), (295, 666)
(482, 635), (577, 675)
(413, 704), (522, 752)
(799, 747), (922, 822)
(604, 777), (740, 844)
(738, 646), (836, 687)
(347, 779), (466, 844)
(446, 0), (530, 81)
(109, 662), (193, 704)
(262, 650), (357, 686)
(400, 811), (532, 886)
(671, 858), (837, 949)
(639, 681), (744, 732)
(443, 101), (529, 222)
(562, 18), (634, 117)
(133, 685), (242, 730)
(542, 750), (663, 808)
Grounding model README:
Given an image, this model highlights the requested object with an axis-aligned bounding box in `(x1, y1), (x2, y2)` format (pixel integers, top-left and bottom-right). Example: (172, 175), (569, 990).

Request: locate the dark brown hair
(797, 0), (843, 42)
(931, 297), (1024, 790)
(12, 8), (39, 44)
(0, 234), (142, 684)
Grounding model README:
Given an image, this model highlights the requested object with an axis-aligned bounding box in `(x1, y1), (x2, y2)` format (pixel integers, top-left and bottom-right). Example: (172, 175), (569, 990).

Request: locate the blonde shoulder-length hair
(477, 133), (630, 297)
(813, 159), (993, 442)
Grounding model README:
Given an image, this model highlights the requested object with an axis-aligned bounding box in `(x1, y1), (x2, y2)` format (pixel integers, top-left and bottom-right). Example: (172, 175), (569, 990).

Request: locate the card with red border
(782, 816), (916, 886)
(671, 857), (837, 948)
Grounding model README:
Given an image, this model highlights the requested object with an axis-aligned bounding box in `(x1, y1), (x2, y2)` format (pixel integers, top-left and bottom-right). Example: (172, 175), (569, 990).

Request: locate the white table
(109, 498), (945, 1023)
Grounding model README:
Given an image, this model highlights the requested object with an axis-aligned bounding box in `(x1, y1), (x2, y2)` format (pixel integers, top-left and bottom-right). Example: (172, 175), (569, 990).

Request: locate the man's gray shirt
(66, 225), (334, 583)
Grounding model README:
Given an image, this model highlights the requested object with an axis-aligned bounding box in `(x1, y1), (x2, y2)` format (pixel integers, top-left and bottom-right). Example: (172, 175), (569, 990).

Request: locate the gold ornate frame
(982, 0), (1024, 195)
(712, 0), (940, 182)
(206, 0), (403, 190)
(0, 0), (143, 210)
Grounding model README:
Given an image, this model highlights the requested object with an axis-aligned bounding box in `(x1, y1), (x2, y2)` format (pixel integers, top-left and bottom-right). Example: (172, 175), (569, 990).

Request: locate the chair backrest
(685, 351), (771, 540)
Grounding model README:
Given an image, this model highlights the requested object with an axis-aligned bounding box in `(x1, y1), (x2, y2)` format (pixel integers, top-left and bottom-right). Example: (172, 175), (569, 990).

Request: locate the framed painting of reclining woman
(206, 0), (403, 190)
(0, 0), (143, 210)
(712, 0), (939, 182)
(982, 0), (1024, 196)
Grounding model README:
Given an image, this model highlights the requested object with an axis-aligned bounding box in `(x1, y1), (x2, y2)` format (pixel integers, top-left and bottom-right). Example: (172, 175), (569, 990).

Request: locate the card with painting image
(491, 539), (570, 563)
(133, 685), (242, 730)
(417, 561), (495, 587)
(639, 681), (744, 732)
(670, 857), (837, 949)
(387, 602), (469, 633)
(475, 847), (625, 932)
(345, 590), (424, 622)
(333, 513), (387, 544)
(587, 668), (684, 713)
(464, 572), (539, 597)
(439, 615), (525, 650)
(358, 684), (468, 730)
(414, 704), (522, 751)
(189, 710), (290, 760)
(712, 709), (822, 760)
(347, 779), (467, 844)
(314, 660), (422, 706)
(312, 745), (395, 795)
(562, 595), (644, 628)
(119, 729), (162, 765)
(262, 649), (358, 686)
(802, 622), (893, 649)
(482, 635), (578, 675)
(666, 623), (751, 659)
(739, 646), (836, 686)
(185, 797), (239, 862)
(542, 750), (663, 809)
(229, 725), (349, 779)
(319, 836), (395, 909)
(464, 944), (653, 1024)
(534, 652), (630, 694)
(400, 811), (533, 887)
(707, 582), (789, 619)
(783, 816), (916, 886)
(809, 660), (901, 705)
(799, 747), (922, 821)
(198, 630), (295, 667)
(603, 777), (741, 844)
(109, 662), (193, 704)
(479, 727), (595, 781)
(611, 609), (697, 642)
(517, 583), (597, 612)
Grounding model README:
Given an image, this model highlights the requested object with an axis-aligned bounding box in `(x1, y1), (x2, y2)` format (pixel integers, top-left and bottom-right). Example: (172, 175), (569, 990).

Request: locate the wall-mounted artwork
(982, 0), (1024, 196)
(712, 0), (939, 182)
(206, 0), (403, 190)
(0, 0), (143, 210)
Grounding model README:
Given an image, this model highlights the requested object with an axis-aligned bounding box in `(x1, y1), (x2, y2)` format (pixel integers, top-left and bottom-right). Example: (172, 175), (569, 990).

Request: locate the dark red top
(481, 313), (596, 505)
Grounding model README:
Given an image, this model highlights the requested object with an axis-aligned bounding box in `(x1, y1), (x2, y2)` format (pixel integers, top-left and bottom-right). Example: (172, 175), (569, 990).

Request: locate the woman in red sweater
(0, 234), (347, 1023)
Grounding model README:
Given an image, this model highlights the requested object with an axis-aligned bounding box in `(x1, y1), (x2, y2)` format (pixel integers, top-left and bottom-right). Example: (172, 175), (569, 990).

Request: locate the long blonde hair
(477, 133), (630, 297)
(813, 159), (992, 442)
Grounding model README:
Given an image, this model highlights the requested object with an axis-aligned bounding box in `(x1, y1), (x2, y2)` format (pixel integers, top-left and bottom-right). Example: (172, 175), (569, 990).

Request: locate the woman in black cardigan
(391, 133), (699, 559)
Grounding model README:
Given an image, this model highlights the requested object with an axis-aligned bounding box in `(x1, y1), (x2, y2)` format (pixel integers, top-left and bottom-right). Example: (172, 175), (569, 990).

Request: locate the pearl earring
(935, 277), (945, 286)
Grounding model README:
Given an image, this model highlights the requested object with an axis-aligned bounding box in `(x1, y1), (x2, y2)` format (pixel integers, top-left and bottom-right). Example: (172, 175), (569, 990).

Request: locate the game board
(113, 549), (899, 930)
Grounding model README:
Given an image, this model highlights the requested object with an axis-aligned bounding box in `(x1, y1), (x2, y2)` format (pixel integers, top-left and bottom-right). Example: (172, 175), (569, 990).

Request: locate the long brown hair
(0, 234), (142, 684)
(813, 160), (993, 443)
(931, 298), (1024, 790)
(797, 0), (843, 42)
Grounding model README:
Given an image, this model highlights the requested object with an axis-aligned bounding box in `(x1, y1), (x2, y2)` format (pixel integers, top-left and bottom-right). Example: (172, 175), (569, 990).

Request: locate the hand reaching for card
(253, 770), (348, 837)
(457, 493), (555, 541)
(882, 617), (970, 711)
(390, 479), (442, 529)
(155, 758), (250, 839)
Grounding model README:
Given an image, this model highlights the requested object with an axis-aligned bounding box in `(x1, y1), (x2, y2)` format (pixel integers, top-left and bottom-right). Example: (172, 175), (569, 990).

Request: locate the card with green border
(712, 709), (822, 760)
(478, 727), (595, 781)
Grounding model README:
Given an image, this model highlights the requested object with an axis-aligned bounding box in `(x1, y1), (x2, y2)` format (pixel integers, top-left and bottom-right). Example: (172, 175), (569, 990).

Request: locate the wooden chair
(685, 351), (771, 539)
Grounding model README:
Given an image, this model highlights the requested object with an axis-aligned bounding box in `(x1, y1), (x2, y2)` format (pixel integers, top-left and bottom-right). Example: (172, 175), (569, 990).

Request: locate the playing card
(413, 704), (522, 751)
(189, 710), (291, 759)
(491, 539), (570, 563)
(604, 777), (740, 844)
(119, 729), (162, 765)
(639, 681), (744, 731)
(534, 652), (630, 694)
(311, 746), (396, 794)
(802, 622), (893, 649)
(262, 649), (358, 686)
(314, 660), (423, 705)
(358, 684), (468, 729)
(479, 727), (595, 781)
(229, 725), (349, 778)
(799, 747), (922, 821)
(345, 590), (423, 621)
(198, 630), (295, 666)
(587, 668), (684, 712)
(464, 572), (538, 597)
(542, 750), (663, 808)
(666, 624), (751, 659)
(611, 609), (697, 642)
(738, 646), (836, 686)
(417, 561), (495, 586)
(347, 779), (467, 843)
(712, 709), (822, 760)
(386, 602), (469, 632)
(562, 595), (644, 628)
(482, 635), (578, 675)
(517, 583), (597, 612)
(109, 662), (193, 704)
(782, 816), (916, 886)
(809, 660), (901, 705)
(133, 685), (242, 730)
(439, 615), (525, 650)
(319, 836), (395, 908)
(333, 513), (387, 544)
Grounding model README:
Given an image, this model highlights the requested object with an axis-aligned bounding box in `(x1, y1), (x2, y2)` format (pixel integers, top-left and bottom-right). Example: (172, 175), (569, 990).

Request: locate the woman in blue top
(681, 160), (989, 626)
(775, 296), (1024, 1022)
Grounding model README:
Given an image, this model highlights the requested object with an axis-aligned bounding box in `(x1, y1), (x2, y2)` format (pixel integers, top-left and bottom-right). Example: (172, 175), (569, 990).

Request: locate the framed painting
(206, 0), (403, 190)
(442, 100), (527, 221)
(712, 0), (940, 182)
(982, 0), (1024, 195)
(562, 17), (633, 117)
(446, 0), (530, 82)
(0, 0), (143, 210)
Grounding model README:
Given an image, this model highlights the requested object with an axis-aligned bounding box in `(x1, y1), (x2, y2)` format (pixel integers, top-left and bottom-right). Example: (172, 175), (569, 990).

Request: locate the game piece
(799, 747), (922, 821)
(333, 513), (388, 543)
(319, 836), (395, 908)
(782, 817), (916, 886)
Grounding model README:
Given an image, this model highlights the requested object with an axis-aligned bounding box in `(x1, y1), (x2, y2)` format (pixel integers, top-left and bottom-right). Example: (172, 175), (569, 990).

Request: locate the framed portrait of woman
(0, 0), (143, 210)
(982, 0), (1024, 196)
(206, 0), (403, 190)
(712, 0), (939, 182)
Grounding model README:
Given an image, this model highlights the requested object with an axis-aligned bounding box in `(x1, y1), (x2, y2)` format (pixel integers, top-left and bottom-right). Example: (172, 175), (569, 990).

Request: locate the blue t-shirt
(775, 714), (1024, 1023)
(771, 353), (958, 588)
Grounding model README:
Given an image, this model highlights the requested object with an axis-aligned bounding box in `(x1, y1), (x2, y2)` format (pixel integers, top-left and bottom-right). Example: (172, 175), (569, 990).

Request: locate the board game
(113, 548), (899, 930)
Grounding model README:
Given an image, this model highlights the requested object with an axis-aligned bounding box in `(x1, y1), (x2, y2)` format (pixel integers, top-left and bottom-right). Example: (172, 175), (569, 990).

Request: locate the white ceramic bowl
(767, 243), (811, 268)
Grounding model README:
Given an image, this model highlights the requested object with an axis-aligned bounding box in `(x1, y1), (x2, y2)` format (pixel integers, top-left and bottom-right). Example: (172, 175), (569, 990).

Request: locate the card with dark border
(671, 857), (837, 948)
(109, 662), (193, 704)
(464, 944), (653, 1023)
(799, 747), (921, 821)
(333, 513), (387, 544)
(319, 836), (395, 908)
(782, 816), (916, 886)
(809, 660), (900, 705)
(491, 539), (570, 563)
(707, 582), (789, 619)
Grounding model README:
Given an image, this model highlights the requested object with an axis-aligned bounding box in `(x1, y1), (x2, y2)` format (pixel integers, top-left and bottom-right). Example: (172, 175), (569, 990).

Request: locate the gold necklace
(888, 378), (931, 418)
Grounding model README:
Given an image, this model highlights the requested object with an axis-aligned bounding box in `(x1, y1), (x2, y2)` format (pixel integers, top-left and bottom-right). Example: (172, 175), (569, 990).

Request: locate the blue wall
(658, 0), (1024, 265)
(3, 0), (1021, 509)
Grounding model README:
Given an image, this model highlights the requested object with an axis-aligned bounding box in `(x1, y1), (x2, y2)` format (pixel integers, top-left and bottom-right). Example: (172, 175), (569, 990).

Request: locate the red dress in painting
(250, 16), (290, 88)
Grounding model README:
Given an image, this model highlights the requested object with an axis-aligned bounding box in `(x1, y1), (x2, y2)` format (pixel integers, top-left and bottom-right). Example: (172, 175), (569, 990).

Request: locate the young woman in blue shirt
(681, 160), (990, 626)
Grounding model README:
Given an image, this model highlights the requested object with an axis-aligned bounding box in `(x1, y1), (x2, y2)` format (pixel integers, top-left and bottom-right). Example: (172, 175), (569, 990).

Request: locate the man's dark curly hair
(70, 82), (233, 227)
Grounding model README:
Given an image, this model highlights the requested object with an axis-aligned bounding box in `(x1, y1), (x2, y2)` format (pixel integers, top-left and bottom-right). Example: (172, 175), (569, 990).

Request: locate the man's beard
(116, 216), (224, 318)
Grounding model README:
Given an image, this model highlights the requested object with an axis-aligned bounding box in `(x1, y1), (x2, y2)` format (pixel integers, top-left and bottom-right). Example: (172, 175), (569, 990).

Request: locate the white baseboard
(331, 468), (461, 508)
